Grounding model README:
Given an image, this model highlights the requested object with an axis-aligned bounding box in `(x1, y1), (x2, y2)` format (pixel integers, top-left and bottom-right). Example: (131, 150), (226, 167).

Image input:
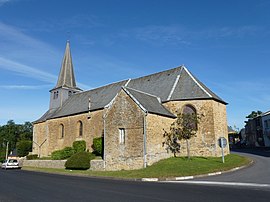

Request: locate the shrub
(65, 152), (95, 170)
(92, 137), (103, 156)
(26, 154), (38, 160)
(73, 140), (86, 153)
(51, 147), (75, 160)
(16, 140), (32, 157)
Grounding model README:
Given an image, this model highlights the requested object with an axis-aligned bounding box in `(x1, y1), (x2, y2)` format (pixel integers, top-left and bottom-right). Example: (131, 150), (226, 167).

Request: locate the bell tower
(49, 41), (82, 109)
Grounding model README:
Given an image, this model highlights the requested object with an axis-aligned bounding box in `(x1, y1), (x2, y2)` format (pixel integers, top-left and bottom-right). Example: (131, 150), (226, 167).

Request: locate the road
(0, 149), (269, 202)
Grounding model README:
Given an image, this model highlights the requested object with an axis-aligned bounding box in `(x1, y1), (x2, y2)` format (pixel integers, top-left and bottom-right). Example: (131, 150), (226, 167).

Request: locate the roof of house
(34, 65), (226, 123)
(123, 87), (176, 118)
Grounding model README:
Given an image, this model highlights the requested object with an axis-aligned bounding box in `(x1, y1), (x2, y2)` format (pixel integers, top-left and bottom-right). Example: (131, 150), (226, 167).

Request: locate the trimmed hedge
(51, 147), (75, 160)
(65, 152), (95, 170)
(92, 137), (103, 156)
(73, 140), (86, 153)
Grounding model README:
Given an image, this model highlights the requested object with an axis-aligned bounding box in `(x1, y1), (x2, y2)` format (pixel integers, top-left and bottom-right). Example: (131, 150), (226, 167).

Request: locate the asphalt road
(187, 148), (270, 184)
(0, 149), (269, 202)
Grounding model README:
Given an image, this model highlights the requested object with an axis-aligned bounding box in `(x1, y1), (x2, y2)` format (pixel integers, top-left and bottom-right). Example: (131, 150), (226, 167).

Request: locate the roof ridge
(122, 87), (147, 113)
(74, 79), (130, 96)
(183, 66), (212, 98)
(167, 67), (183, 100)
(124, 86), (161, 99)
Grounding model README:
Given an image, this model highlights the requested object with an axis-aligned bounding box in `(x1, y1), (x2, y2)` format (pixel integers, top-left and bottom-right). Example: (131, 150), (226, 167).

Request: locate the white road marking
(162, 181), (270, 188)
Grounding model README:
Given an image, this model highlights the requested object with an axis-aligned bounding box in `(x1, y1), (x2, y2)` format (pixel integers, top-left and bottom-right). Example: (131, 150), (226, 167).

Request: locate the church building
(33, 41), (229, 171)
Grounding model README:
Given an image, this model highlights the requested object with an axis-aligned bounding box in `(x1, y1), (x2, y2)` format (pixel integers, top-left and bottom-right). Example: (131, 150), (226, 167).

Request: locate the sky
(0, 0), (270, 129)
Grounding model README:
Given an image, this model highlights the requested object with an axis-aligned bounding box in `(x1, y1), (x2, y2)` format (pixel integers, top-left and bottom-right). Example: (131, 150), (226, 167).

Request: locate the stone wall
(104, 90), (144, 170)
(164, 99), (229, 157)
(22, 160), (66, 169)
(33, 110), (104, 157)
(90, 159), (105, 171)
(146, 114), (175, 166)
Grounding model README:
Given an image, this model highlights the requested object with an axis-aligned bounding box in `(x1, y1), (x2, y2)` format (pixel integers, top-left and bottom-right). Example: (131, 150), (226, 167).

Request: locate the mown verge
(22, 154), (251, 179)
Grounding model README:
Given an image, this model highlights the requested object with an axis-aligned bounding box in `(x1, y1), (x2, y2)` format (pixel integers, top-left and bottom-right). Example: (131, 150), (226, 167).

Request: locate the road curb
(141, 159), (254, 182)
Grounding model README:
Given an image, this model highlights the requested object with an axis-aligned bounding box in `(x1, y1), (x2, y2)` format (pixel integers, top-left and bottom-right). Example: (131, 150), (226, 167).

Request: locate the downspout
(143, 111), (148, 168)
(102, 107), (109, 170)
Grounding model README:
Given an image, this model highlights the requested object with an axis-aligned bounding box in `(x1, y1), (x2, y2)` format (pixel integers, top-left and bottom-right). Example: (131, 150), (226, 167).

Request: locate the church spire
(49, 41), (82, 109)
(55, 40), (77, 89)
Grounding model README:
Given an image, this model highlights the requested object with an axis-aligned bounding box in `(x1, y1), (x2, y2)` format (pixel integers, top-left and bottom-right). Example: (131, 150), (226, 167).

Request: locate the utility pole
(5, 141), (9, 160)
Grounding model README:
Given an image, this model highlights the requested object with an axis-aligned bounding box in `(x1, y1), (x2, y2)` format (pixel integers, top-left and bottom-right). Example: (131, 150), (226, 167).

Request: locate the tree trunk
(186, 139), (190, 160)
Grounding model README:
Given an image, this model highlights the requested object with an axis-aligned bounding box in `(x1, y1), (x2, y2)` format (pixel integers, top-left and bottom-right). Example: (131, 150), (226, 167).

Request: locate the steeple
(55, 40), (78, 89)
(49, 41), (82, 109)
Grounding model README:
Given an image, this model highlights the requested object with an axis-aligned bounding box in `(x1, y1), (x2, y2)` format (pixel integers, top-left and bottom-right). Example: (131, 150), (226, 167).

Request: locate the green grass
(23, 154), (251, 179)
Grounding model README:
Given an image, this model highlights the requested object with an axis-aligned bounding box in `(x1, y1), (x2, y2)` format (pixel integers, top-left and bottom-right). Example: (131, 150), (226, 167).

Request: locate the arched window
(183, 104), (196, 115)
(60, 124), (64, 138)
(182, 105), (197, 129)
(78, 121), (83, 137)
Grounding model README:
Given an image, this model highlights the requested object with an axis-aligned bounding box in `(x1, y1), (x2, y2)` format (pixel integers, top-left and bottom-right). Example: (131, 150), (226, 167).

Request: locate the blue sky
(0, 0), (269, 129)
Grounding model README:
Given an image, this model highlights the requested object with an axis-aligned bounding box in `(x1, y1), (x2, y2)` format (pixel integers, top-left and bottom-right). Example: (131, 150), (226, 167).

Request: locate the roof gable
(123, 87), (176, 118)
(170, 67), (226, 104)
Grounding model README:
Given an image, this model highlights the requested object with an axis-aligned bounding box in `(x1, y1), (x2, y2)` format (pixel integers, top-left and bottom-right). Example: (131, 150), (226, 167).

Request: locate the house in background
(244, 116), (264, 147)
(261, 111), (270, 147)
(244, 110), (270, 148)
(32, 41), (229, 171)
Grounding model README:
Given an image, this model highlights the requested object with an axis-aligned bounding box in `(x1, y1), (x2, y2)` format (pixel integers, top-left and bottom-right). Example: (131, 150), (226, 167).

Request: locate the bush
(16, 140), (32, 157)
(51, 147), (75, 160)
(26, 154), (38, 160)
(73, 140), (86, 153)
(92, 137), (103, 156)
(65, 152), (95, 170)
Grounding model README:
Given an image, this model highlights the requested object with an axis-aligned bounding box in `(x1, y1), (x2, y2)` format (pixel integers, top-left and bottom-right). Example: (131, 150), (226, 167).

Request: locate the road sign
(218, 137), (227, 148)
(218, 137), (227, 163)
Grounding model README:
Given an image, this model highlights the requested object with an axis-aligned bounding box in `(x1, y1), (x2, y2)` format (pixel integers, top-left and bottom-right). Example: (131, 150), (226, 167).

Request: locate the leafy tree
(163, 112), (202, 159)
(0, 120), (33, 156)
(16, 140), (32, 157)
(246, 111), (262, 119)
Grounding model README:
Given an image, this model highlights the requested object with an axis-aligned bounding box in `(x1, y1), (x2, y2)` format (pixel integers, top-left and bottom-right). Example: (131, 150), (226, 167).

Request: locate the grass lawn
(23, 154), (251, 179)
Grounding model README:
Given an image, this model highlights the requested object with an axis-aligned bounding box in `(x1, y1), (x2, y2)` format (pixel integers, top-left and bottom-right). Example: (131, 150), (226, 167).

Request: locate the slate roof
(52, 41), (80, 91)
(170, 67), (224, 102)
(123, 87), (176, 118)
(35, 65), (227, 123)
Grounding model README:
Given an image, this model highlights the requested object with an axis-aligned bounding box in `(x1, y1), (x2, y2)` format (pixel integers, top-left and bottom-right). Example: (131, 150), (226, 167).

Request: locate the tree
(16, 140), (32, 157)
(163, 112), (202, 159)
(0, 120), (33, 156)
(246, 111), (262, 119)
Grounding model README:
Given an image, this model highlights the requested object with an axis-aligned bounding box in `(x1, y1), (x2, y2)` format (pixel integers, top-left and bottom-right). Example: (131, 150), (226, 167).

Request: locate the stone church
(33, 41), (229, 171)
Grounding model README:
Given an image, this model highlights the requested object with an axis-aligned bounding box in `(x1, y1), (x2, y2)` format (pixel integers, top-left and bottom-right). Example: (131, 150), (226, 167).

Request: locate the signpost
(218, 137), (227, 163)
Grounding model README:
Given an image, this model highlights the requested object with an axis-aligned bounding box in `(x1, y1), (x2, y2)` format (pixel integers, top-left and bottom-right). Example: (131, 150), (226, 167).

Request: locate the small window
(53, 91), (59, 99)
(68, 91), (72, 97)
(119, 128), (125, 144)
(60, 124), (64, 138)
(78, 121), (83, 137)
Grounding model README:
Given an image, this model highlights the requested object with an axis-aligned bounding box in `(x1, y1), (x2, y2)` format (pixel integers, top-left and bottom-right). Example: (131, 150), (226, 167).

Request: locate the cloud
(0, 0), (11, 6)
(0, 56), (57, 83)
(21, 14), (103, 33)
(118, 25), (264, 47)
(0, 84), (51, 90)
